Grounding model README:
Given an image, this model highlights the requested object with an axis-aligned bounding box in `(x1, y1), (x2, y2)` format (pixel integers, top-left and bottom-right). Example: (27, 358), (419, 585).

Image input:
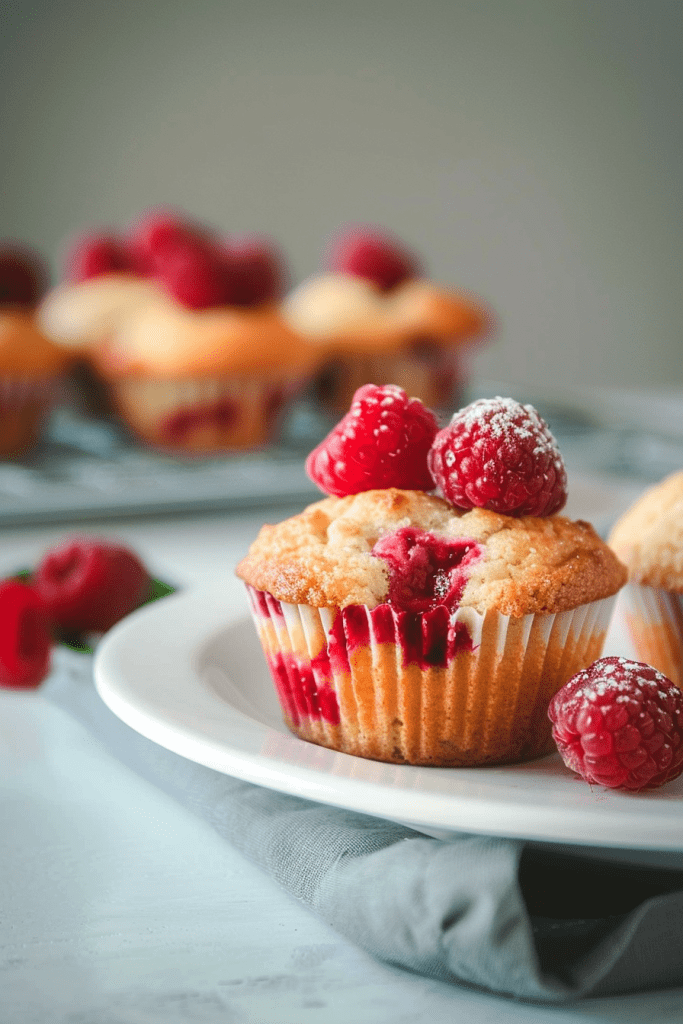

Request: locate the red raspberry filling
(265, 650), (340, 727)
(548, 657), (683, 791)
(161, 397), (240, 443)
(328, 603), (473, 671)
(306, 383), (438, 497)
(428, 396), (567, 517)
(372, 527), (481, 613)
(0, 580), (52, 688)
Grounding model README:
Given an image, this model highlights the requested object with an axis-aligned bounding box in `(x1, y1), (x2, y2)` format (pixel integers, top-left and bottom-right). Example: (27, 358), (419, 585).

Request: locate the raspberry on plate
(0, 580), (52, 688)
(548, 656), (683, 791)
(305, 383), (439, 497)
(33, 538), (151, 634)
(428, 396), (567, 517)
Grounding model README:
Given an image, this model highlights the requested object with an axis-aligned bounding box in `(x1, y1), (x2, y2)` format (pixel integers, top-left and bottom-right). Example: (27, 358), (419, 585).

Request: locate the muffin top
(91, 293), (323, 379)
(608, 470), (683, 591)
(282, 274), (490, 354)
(37, 275), (164, 352)
(0, 309), (73, 374)
(236, 488), (626, 616)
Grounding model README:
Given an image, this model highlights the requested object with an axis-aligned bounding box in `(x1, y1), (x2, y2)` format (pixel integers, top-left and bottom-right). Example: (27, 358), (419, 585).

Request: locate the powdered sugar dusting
(559, 656), (677, 709)
(451, 397), (561, 460)
(548, 655), (683, 790)
(430, 395), (568, 517)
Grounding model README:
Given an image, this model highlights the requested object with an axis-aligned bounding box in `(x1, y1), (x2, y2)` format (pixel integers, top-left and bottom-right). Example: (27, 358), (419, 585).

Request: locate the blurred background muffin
(283, 225), (493, 416)
(4, 1), (681, 399)
(0, 245), (72, 457)
(609, 470), (683, 688)
(39, 210), (324, 453)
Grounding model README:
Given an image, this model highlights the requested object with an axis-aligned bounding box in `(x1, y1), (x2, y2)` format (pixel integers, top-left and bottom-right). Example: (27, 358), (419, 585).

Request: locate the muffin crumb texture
(236, 488), (626, 616)
(609, 470), (683, 591)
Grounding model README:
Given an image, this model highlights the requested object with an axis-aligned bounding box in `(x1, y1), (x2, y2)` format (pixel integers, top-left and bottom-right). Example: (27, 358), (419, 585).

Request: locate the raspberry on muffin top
(282, 227), (491, 353)
(0, 246), (71, 374)
(236, 386), (627, 617)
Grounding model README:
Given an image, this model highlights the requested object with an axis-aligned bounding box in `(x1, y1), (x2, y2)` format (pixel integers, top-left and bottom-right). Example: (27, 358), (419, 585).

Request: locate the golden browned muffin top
(39, 276), (322, 378)
(236, 488), (626, 615)
(37, 275), (164, 351)
(282, 274), (490, 354)
(608, 470), (683, 591)
(96, 296), (322, 378)
(0, 309), (73, 374)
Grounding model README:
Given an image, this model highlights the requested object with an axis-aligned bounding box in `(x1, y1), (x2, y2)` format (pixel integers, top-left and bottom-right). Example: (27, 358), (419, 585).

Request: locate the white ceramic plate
(94, 584), (683, 851)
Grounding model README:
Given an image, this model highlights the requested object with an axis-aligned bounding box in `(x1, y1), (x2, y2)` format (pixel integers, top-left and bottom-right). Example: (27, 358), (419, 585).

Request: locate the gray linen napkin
(43, 647), (683, 1004)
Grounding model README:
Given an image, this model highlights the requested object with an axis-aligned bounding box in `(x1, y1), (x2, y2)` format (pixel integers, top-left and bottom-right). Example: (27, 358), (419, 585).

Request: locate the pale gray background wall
(1, 0), (681, 392)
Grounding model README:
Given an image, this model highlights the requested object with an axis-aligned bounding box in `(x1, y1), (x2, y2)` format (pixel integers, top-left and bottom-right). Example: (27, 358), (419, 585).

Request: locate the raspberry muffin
(237, 389), (626, 766)
(608, 470), (683, 688)
(282, 226), (493, 415)
(38, 211), (322, 452)
(0, 245), (72, 457)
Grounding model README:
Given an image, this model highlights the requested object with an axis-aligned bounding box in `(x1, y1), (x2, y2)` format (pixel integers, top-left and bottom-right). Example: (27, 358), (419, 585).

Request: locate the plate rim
(94, 582), (683, 851)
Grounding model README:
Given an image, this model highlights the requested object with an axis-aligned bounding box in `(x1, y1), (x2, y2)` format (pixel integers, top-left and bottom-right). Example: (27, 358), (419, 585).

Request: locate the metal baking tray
(1, 388), (681, 527)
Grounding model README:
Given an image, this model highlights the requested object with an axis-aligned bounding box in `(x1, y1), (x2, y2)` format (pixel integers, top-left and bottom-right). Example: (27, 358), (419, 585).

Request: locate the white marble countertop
(1, 484), (683, 1022)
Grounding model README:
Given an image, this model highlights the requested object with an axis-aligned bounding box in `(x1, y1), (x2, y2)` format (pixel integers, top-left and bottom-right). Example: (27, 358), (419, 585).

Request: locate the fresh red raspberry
(548, 657), (683, 791)
(428, 396), (567, 517)
(306, 383), (438, 497)
(0, 580), (52, 688)
(157, 240), (234, 310)
(0, 246), (48, 306)
(66, 233), (135, 282)
(329, 227), (420, 291)
(33, 538), (151, 634)
(127, 209), (208, 274)
(128, 211), (231, 308)
(227, 237), (286, 305)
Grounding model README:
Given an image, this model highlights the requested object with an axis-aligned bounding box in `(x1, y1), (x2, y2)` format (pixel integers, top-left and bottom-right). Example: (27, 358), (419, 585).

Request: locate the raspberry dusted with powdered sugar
(306, 384), (439, 497)
(428, 396), (567, 517)
(549, 657), (683, 791)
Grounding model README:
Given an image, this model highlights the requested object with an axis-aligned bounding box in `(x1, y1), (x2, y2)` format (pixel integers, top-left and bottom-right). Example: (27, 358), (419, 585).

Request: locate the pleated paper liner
(313, 346), (462, 415)
(246, 585), (617, 767)
(0, 376), (62, 457)
(107, 373), (308, 453)
(619, 583), (683, 689)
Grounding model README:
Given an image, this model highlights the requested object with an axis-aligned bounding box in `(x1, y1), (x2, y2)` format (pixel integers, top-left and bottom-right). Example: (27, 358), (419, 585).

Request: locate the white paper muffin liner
(108, 374), (307, 452)
(245, 586), (617, 766)
(0, 375), (58, 409)
(315, 346), (462, 414)
(618, 583), (683, 688)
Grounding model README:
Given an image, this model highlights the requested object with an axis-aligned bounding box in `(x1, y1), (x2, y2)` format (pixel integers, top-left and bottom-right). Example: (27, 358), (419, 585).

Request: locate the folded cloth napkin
(43, 647), (683, 1004)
